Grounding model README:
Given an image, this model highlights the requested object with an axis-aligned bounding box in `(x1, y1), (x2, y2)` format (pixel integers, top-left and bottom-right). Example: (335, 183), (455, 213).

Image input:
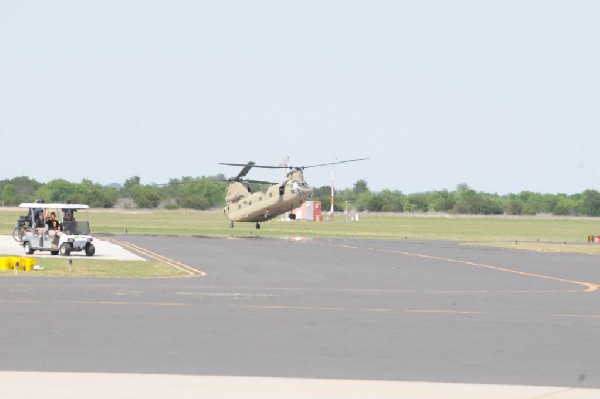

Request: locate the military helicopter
(220, 158), (368, 229)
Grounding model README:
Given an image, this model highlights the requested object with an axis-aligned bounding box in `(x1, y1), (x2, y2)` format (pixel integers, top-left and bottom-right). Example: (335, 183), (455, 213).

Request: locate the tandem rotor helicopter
(220, 158), (368, 229)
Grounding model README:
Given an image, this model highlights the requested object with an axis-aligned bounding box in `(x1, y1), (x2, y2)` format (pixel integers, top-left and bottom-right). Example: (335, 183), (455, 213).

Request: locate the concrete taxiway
(0, 235), (145, 261)
(1, 372), (599, 399)
(1, 235), (600, 398)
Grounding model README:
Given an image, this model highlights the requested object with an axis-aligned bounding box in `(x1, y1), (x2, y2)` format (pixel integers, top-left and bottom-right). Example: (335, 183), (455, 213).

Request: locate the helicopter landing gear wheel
(255, 222), (260, 229)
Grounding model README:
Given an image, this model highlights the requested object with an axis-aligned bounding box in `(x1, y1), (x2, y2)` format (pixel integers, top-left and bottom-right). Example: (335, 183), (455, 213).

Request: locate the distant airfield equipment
(220, 158), (368, 229)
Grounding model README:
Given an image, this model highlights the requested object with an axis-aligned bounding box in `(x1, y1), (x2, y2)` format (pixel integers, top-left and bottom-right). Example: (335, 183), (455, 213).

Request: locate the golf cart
(18, 203), (95, 256)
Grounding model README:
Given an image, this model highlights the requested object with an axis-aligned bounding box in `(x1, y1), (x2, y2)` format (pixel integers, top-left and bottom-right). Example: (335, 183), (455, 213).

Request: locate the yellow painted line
(0, 300), (126, 306)
(112, 239), (201, 276)
(2, 299), (600, 319)
(320, 241), (599, 293)
(199, 286), (578, 294)
(230, 304), (600, 319)
(129, 302), (192, 307)
(405, 309), (487, 315)
(384, 248), (599, 293)
(234, 305), (349, 311)
(316, 241), (600, 292)
(552, 313), (600, 319)
(102, 237), (206, 277)
(0, 300), (191, 307)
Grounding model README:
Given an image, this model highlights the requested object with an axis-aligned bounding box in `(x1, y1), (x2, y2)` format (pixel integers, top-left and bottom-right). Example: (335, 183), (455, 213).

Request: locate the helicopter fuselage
(223, 174), (314, 223)
(219, 160), (366, 227)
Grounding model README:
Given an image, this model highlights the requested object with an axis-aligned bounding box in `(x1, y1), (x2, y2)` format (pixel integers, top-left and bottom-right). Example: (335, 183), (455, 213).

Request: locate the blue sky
(1, 1), (599, 194)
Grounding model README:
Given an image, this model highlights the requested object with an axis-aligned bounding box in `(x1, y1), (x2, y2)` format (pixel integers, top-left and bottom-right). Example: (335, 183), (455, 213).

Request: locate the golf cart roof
(19, 203), (90, 209)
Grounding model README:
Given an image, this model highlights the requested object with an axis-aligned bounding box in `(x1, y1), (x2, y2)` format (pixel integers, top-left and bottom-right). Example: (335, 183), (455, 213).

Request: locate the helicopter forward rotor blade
(214, 177), (277, 185)
(219, 162), (257, 180)
(237, 162), (255, 179)
(220, 162), (283, 170)
(243, 179), (277, 185)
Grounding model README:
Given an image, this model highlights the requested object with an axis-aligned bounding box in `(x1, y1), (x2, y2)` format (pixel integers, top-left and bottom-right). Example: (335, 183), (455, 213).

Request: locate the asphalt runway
(2, 235), (600, 391)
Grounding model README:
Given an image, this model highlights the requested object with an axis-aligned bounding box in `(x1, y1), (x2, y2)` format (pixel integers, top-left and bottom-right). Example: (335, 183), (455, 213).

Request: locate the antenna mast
(279, 155), (290, 179)
(328, 159), (336, 221)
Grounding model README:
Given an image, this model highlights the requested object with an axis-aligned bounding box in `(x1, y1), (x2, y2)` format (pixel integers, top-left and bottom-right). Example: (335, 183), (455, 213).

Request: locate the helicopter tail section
(225, 182), (250, 204)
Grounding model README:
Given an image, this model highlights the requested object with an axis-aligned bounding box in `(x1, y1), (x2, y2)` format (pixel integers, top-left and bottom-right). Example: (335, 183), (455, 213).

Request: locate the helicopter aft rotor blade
(299, 157), (370, 169)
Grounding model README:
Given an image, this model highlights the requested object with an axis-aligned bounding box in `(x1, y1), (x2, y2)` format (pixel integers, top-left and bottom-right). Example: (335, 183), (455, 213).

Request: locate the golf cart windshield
(62, 220), (90, 235)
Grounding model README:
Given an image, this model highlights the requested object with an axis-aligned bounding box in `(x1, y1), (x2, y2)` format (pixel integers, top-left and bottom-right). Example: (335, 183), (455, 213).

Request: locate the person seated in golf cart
(62, 200), (77, 219)
(63, 211), (74, 222)
(46, 211), (62, 247)
(34, 210), (47, 233)
(62, 211), (76, 234)
(32, 198), (46, 221)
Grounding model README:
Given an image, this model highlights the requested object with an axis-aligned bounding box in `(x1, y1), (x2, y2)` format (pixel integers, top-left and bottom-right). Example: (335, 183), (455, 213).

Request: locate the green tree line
(2, 176), (600, 217)
(313, 180), (600, 217)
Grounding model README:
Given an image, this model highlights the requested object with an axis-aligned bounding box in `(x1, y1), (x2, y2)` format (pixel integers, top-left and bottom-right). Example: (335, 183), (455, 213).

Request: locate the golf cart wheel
(24, 241), (35, 255)
(59, 243), (72, 256)
(85, 243), (96, 256)
(13, 227), (24, 242)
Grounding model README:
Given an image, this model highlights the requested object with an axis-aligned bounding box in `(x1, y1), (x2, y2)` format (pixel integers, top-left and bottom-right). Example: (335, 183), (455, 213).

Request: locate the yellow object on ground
(9, 257), (20, 269)
(0, 257), (11, 270)
(14, 257), (26, 270)
(24, 257), (35, 271)
(0, 257), (35, 271)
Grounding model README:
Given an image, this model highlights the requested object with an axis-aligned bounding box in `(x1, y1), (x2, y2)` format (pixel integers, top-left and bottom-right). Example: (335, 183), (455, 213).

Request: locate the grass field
(1, 208), (600, 278)
(2, 207), (600, 242)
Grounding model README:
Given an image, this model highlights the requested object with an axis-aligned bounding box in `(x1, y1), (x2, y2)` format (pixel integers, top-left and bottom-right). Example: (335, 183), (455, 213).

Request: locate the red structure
(292, 201), (322, 221)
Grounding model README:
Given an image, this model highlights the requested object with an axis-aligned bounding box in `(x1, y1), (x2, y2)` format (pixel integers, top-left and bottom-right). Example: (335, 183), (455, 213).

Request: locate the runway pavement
(2, 235), (600, 398)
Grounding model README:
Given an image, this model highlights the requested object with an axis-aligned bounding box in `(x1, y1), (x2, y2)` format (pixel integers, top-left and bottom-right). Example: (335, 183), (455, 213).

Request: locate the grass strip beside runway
(0, 256), (187, 278)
